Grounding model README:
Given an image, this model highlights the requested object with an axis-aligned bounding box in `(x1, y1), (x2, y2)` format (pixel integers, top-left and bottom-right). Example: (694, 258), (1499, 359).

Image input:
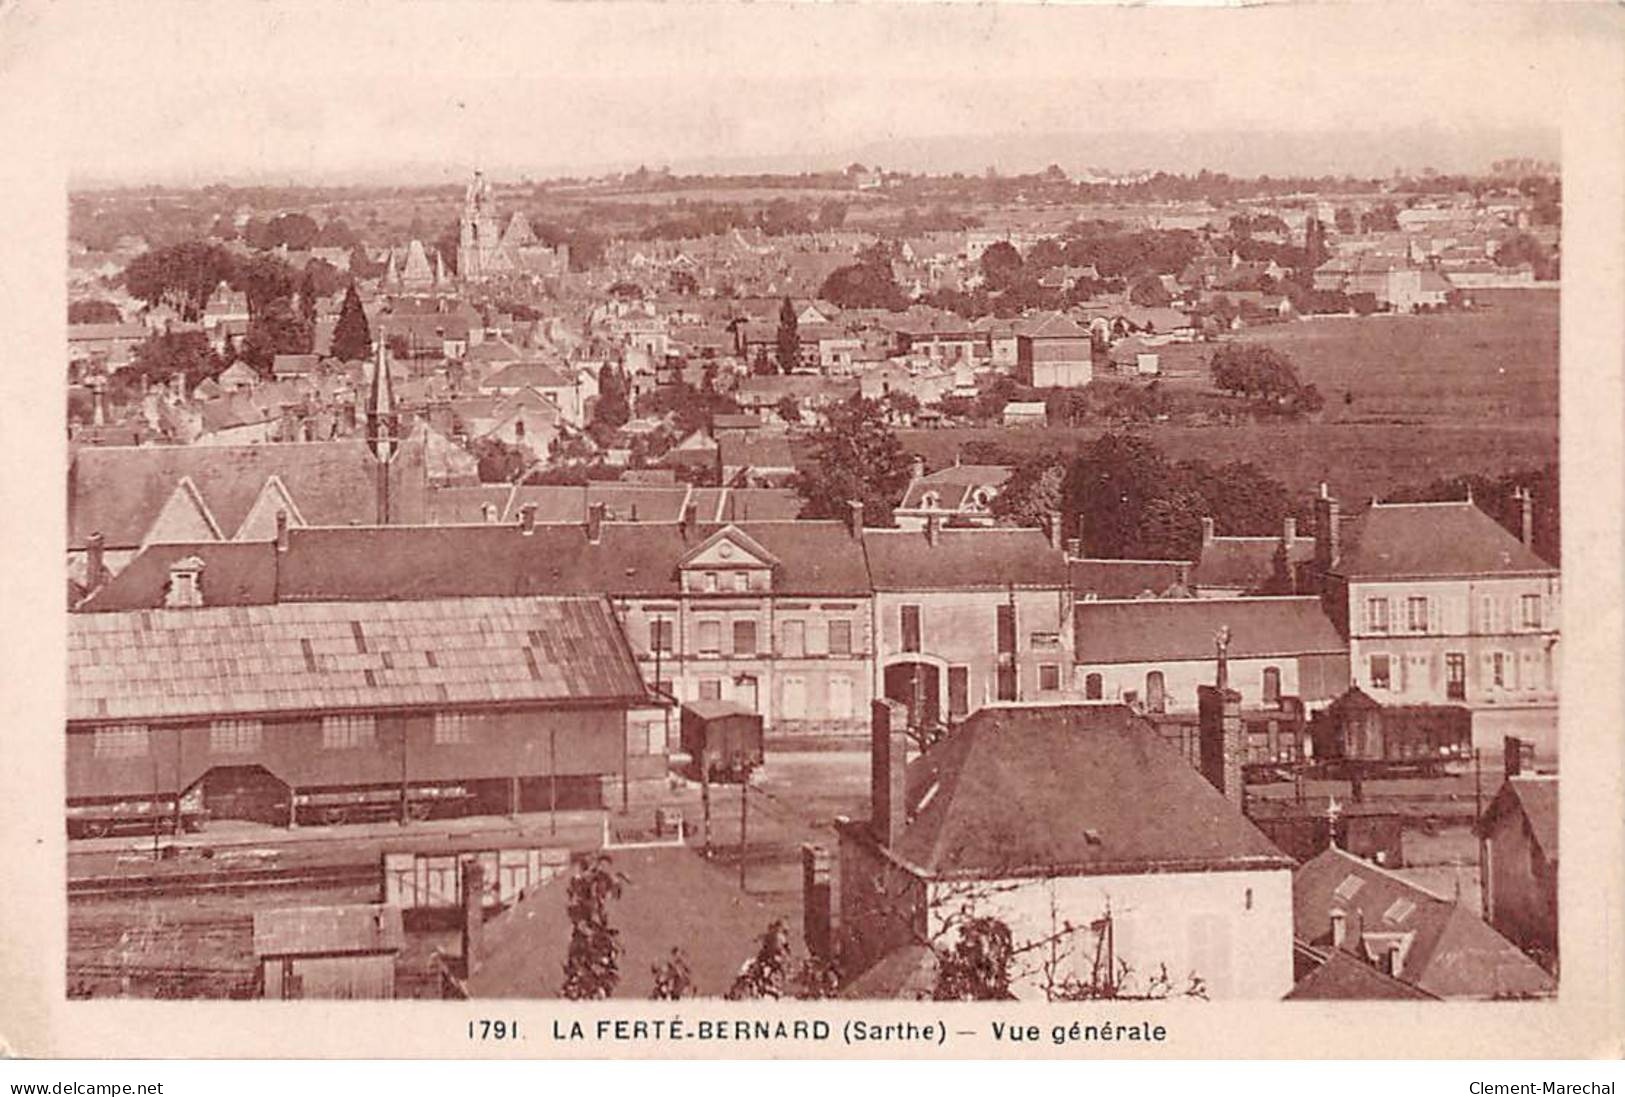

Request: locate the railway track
(69, 860), (379, 900)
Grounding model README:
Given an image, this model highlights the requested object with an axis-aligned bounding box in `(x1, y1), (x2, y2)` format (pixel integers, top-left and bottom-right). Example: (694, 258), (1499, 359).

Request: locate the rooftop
(1073, 597), (1346, 664)
(1335, 500), (1554, 579)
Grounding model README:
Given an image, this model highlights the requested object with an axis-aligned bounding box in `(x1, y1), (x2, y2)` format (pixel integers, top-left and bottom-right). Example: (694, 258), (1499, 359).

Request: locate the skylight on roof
(1383, 898), (1417, 924)
(1333, 874), (1365, 901)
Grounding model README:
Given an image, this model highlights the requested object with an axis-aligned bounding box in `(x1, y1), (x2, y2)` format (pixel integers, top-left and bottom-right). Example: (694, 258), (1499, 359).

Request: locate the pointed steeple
(366, 339), (399, 464)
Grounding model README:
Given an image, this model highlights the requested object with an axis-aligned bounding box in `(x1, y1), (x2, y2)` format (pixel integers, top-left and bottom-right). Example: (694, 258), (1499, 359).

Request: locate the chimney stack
(1045, 510), (1062, 551)
(1330, 909), (1348, 950)
(909, 455), (925, 482)
(681, 501), (698, 541)
(460, 859), (484, 978)
(1382, 944), (1402, 978)
(586, 501), (606, 543)
(1200, 516), (1215, 547)
(870, 698), (908, 849)
(481, 502), (498, 523)
(85, 531), (106, 589)
(520, 503), (537, 535)
(1197, 683), (1244, 807)
(1503, 735), (1526, 778)
(1283, 516), (1297, 546)
(846, 500), (864, 540)
(1518, 487), (1534, 548)
(275, 509), (290, 552)
(1064, 537), (1081, 559)
(801, 844), (833, 961)
(925, 512), (941, 547)
(1313, 483), (1341, 573)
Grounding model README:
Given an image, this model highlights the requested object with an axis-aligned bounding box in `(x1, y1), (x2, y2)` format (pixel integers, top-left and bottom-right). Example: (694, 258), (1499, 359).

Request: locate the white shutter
(1427, 596), (1441, 634)
(1480, 652), (1495, 691)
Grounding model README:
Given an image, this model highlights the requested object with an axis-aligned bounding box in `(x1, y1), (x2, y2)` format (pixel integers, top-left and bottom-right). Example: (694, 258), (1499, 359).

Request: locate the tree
(329, 283), (372, 362)
(979, 240), (1023, 292)
(1128, 273), (1172, 307)
(129, 330), (223, 389)
(1061, 434), (1177, 558)
(123, 240), (235, 321)
(562, 854), (625, 1000)
(990, 458), (1065, 528)
(793, 396), (912, 526)
(240, 295), (312, 373)
(471, 437), (530, 483)
(1209, 343), (1315, 411)
(1303, 216), (1329, 270)
(726, 920), (794, 1000)
(819, 261), (906, 311)
(68, 299), (122, 324)
(591, 366), (632, 437)
(649, 948), (693, 1000)
(1334, 206), (1356, 235)
(932, 916), (1015, 1000)
(775, 296), (800, 374)
(296, 268), (319, 327)
(775, 394), (802, 424)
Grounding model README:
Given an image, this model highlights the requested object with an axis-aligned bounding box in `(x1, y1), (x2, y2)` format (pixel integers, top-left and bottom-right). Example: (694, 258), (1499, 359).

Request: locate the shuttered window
(209, 719), (262, 754)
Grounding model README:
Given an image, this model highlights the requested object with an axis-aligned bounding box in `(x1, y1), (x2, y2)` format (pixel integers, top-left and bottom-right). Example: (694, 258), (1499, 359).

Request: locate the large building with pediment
(457, 170), (569, 283)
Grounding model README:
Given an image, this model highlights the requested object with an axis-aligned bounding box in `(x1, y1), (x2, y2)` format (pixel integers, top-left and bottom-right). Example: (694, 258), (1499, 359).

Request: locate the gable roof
(1074, 597), (1346, 664)
(1069, 559), (1191, 601)
(863, 527), (1067, 590)
(887, 704), (1292, 879)
(1192, 535), (1316, 591)
(76, 541), (280, 613)
(457, 846), (786, 999)
(1477, 776), (1558, 862)
(67, 595), (647, 724)
(1293, 847), (1554, 999)
(253, 904), (404, 958)
(1335, 501), (1554, 579)
(1286, 945), (1437, 1000)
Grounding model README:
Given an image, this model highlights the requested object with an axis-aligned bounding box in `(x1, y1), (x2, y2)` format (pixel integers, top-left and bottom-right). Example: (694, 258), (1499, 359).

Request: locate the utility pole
(700, 745), (712, 857)
(739, 763), (753, 892)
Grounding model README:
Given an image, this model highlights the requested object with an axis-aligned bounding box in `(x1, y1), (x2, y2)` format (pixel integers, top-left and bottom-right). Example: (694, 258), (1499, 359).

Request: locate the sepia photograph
(2, 0), (1622, 1065)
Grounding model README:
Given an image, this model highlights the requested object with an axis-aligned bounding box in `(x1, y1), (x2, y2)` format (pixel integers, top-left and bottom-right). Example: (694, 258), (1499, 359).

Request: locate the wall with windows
(1072, 656), (1306, 714)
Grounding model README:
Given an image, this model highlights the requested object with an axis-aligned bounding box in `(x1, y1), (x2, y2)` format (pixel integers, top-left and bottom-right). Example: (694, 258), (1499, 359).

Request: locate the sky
(4, 1), (1596, 187)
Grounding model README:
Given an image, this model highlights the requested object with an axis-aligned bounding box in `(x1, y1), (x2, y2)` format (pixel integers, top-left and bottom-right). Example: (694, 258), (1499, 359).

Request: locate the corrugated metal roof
(68, 595), (646, 723)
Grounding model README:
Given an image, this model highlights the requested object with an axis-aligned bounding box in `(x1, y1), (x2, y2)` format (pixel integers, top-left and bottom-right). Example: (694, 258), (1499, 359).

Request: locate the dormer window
(921, 491), (940, 510)
(165, 556), (206, 608)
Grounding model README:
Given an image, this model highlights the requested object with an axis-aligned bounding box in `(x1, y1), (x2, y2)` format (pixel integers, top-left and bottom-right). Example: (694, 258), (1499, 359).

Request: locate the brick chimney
(1518, 487), (1534, 548)
(1330, 909), (1348, 950)
(1045, 510), (1062, 550)
(85, 531), (106, 589)
(519, 503), (537, 536)
(1200, 516), (1215, 547)
(681, 501), (698, 541)
(1503, 735), (1527, 778)
(460, 859), (484, 978)
(1064, 537), (1081, 558)
(925, 512), (941, 547)
(586, 501), (606, 543)
(1197, 684), (1244, 807)
(870, 698), (908, 849)
(909, 455), (925, 482)
(1283, 516), (1297, 546)
(275, 509), (290, 552)
(846, 499), (864, 540)
(801, 843), (833, 961)
(1313, 483), (1341, 573)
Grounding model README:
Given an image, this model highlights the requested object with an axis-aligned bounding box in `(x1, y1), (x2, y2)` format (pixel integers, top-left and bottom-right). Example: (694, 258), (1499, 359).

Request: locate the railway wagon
(1307, 687), (1473, 778)
(679, 701), (764, 781)
(1147, 697), (1308, 782)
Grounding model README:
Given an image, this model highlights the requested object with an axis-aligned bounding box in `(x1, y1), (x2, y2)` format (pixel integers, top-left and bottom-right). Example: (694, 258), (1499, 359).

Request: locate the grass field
(903, 289), (1559, 507)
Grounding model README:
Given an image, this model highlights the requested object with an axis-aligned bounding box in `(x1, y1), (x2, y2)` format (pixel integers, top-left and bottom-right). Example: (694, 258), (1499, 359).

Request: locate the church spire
(366, 339), (398, 464)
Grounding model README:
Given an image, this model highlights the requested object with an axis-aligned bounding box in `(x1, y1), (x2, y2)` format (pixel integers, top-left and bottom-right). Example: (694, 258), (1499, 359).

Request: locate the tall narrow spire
(366, 339), (398, 464)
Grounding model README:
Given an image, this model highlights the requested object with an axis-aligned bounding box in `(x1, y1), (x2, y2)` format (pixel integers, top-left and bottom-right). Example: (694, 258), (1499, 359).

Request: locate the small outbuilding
(253, 904), (405, 1000)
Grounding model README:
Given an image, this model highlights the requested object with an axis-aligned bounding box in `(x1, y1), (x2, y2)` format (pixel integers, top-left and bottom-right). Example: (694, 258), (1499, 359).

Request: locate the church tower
(366, 341), (400, 523)
(458, 169), (502, 282)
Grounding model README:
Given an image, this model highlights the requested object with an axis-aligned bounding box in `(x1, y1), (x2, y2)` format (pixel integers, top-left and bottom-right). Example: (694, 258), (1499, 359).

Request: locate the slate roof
(458, 846), (788, 999)
(897, 465), (1012, 511)
(887, 704), (1293, 879)
(1335, 501), (1554, 578)
(67, 595), (647, 723)
(863, 527), (1067, 590)
(1016, 312), (1089, 340)
(1285, 946), (1436, 1000)
(690, 488), (805, 523)
(1069, 559), (1191, 600)
(77, 541), (279, 612)
(719, 435), (796, 473)
(1073, 597), (1346, 664)
(253, 904), (404, 958)
(425, 485), (513, 525)
(1192, 535), (1316, 592)
(482, 361), (571, 389)
(1293, 847), (1554, 999)
(1477, 776), (1558, 862)
(68, 439), (427, 550)
(506, 483), (690, 524)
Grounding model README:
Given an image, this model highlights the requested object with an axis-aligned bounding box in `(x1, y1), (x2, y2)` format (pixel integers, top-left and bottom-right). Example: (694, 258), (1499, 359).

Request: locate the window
(732, 619), (757, 656)
(781, 619), (805, 658)
(948, 666), (970, 717)
(649, 619), (674, 654)
(1479, 595), (1498, 634)
(703, 571), (718, 593)
(322, 714), (375, 749)
(1145, 671), (1166, 713)
(1365, 597), (1390, 633)
(996, 664), (1018, 702)
(735, 675), (759, 712)
(1407, 596), (1429, 633)
(901, 605), (922, 653)
(698, 678), (722, 702)
(697, 620), (721, 655)
(828, 619), (853, 656)
(433, 711), (470, 745)
(1369, 654), (1392, 691)
(209, 718), (262, 753)
(781, 676), (807, 718)
(513, 419), (525, 441)
(93, 724), (149, 759)
(733, 571), (749, 593)
(829, 675), (854, 720)
(1521, 594), (1542, 629)
(996, 604), (1017, 654)
(1038, 664), (1061, 691)
(626, 721), (655, 756)
(1445, 653), (1467, 700)
(1492, 652), (1508, 689)
(1084, 673), (1103, 700)
(1262, 666), (1282, 706)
